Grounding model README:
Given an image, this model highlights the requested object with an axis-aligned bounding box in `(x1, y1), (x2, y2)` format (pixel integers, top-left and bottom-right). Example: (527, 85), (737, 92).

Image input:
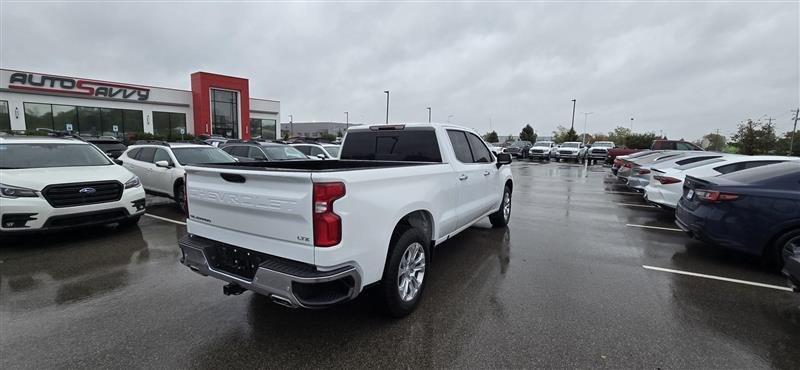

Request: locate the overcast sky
(1, 1), (797, 139)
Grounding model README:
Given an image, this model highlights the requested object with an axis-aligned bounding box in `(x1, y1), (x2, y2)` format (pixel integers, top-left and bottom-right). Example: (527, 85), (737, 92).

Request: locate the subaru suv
(0, 136), (145, 233)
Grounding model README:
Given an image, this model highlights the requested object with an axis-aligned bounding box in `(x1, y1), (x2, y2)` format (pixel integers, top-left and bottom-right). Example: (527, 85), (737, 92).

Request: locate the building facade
(0, 69), (279, 141)
(280, 121), (358, 138)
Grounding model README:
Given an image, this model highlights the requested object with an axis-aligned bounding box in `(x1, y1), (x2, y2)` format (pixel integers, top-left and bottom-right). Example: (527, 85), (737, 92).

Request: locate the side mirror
(496, 153), (512, 168)
(113, 159), (123, 165)
(316, 154), (327, 159)
(155, 160), (172, 168)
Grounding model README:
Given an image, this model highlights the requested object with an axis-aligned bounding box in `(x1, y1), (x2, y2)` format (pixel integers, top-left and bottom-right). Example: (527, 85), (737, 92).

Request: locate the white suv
(0, 136), (145, 233)
(118, 142), (236, 211)
(290, 143), (340, 159)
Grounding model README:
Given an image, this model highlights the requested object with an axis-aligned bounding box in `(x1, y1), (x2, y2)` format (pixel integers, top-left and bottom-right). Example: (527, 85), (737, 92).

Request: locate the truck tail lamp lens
(694, 190), (739, 202)
(313, 182), (346, 247)
(653, 176), (682, 185)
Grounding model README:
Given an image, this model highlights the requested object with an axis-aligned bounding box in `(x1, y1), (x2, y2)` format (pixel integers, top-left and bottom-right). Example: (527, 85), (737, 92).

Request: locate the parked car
(617, 151), (680, 182)
(555, 142), (583, 162)
(118, 142), (236, 211)
(605, 140), (703, 164)
(506, 140), (532, 159)
(676, 162), (800, 268)
(645, 155), (799, 209)
(222, 141), (310, 162)
(584, 141), (615, 163)
(0, 136), (145, 233)
(528, 141), (556, 161)
(83, 137), (128, 159)
(291, 143), (341, 159)
(625, 152), (728, 191)
(178, 123), (514, 317)
(488, 144), (507, 155)
(611, 150), (655, 175)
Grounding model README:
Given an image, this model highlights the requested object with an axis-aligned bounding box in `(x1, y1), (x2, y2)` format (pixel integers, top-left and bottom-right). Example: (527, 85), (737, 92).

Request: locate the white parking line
(143, 213), (187, 226)
(618, 203), (656, 208)
(626, 224), (682, 232)
(642, 265), (794, 292)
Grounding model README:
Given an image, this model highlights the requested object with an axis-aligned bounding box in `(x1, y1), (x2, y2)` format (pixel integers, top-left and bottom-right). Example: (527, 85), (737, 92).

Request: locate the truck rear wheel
(380, 227), (428, 317)
(489, 186), (511, 227)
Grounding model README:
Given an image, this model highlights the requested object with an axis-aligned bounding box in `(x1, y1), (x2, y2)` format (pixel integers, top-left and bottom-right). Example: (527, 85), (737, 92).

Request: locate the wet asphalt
(1, 161), (799, 369)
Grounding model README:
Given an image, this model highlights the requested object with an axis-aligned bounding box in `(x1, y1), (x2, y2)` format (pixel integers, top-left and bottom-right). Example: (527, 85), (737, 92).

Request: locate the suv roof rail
(170, 140), (210, 145)
(134, 140), (170, 147)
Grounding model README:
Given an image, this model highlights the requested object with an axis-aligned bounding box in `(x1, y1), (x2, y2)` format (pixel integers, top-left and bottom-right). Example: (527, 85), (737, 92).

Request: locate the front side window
(249, 146), (267, 160)
(466, 132), (492, 163)
(154, 149), (172, 164)
(0, 143), (111, 169)
(294, 145), (311, 155)
(310, 146), (326, 157)
(324, 146), (340, 157)
(263, 145), (308, 160)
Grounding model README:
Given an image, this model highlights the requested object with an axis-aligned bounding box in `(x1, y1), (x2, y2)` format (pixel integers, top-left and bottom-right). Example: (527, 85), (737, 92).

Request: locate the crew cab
(528, 141), (556, 161)
(586, 141), (615, 162)
(555, 142), (582, 162)
(178, 123), (514, 317)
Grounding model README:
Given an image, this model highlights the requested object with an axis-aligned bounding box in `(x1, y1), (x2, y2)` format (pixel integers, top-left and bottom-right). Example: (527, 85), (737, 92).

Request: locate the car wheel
(767, 229), (800, 269)
(380, 227), (429, 317)
(174, 183), (187, 213)
(489, 186), (512, 228)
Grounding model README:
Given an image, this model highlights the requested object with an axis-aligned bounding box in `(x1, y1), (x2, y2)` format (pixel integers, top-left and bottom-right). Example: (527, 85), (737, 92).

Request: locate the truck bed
(193, 159), (438, 172)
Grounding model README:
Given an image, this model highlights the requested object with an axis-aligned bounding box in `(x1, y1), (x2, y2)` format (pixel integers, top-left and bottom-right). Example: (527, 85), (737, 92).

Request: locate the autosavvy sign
(7, 72), (150, 101)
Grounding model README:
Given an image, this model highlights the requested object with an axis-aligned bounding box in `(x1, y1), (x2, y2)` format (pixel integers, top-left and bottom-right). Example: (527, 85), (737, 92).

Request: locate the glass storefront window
(211, 89), (238, 138)
(77, 107), (101, 135)
(0, 101), (10, 131)
(123, 110), (144, 135)
(250, 118), (277, 140)
(100, 108), (124, 137)
(24, 103), (53, 131)
(52, 105), (78, 132)
(152, 111), (188, 139)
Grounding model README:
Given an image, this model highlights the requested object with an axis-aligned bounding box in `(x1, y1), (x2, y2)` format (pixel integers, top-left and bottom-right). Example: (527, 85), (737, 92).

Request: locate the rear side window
(447, 130), (474, 163)
(714, 160), (783, 175)
(232, 146), (249, 157)
(138, 147), (156, 163)
(127, 148), (141, 159)
(466, 132), (492, 163)
(677, 142), (697, 150)
(310, 146), (326, 156)
(675, 155), (722, 166)
(294, 145), (311, 155)
(248, 146), (267, 160)
(340, 129), (442, 162)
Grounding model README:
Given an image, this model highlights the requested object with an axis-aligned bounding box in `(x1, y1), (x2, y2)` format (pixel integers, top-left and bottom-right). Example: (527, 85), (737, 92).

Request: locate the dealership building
(0, 69), (280, 141)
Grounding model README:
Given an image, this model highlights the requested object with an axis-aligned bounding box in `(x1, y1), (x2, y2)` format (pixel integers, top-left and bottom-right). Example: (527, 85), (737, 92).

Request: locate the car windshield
(533, 142), (551, 146)
(171, 147), (236, 165)
(323, 146), (340, 157)
(0, 143), (111, 169)
(511, 141), (530, 147)
(263, 145), (308, 160)
(561, 142), (579, 148)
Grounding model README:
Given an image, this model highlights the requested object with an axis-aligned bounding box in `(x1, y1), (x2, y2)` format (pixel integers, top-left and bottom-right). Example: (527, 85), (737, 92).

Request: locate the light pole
(582, 112), (593, 144)
(790, 108), (799, 156)
(630, 117), (634, 131)
(426, 107), (431, 123)
(344, 111), (349, 130)
(570, 99), (577, 131)
(289, 114), (293, 137)
(384, 90), (390, 124)
(447, 114), (454, 123)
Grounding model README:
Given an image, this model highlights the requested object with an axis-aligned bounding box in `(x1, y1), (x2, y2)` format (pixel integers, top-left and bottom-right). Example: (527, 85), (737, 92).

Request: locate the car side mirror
(113, 159), (123, 165)
(496, 153), (512, 168)
(316, 154), (327, 159)
(155, 160), (172, 168)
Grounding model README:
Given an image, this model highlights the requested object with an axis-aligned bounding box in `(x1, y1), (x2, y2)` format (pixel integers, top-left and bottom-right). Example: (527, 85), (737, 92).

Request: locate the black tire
(118, 215), (141, 228)
(489, 186), (512, 228)
(380, 227), (429, 318)
(766, 229), (800, 269)
(174, 182), (187, 213)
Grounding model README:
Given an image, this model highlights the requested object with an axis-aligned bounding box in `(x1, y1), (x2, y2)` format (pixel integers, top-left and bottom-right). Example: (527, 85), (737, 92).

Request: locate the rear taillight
(624, 163), (633, 168)
(694, 189), (739, 202)
(313, 182), (346, 247)
(653, 175), (682, 185)
(635, 168), (651, 175)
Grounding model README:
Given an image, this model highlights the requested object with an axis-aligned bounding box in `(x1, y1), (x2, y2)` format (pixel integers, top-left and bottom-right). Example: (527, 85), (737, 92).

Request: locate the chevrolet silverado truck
(178, 123), (514, 317)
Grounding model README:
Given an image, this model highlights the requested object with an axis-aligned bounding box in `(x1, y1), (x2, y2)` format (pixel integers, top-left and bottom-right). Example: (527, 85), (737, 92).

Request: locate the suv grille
(43, 181), (123, 208)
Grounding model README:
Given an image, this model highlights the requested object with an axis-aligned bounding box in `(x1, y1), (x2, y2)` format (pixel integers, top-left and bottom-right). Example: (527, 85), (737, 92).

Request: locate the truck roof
(347, 122), (479, 135)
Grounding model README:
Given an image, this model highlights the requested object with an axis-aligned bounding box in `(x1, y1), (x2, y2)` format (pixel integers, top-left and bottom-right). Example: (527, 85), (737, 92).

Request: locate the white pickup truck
(179, 123), (514, 317)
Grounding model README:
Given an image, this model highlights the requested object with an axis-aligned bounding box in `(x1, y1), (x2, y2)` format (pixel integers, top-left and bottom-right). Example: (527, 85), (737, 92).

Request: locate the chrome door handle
(459, 174), (468, 181)
(483, 171), (491, 176)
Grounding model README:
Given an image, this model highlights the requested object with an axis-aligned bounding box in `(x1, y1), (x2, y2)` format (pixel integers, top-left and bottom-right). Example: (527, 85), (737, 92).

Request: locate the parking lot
(1, 160), (798, 368)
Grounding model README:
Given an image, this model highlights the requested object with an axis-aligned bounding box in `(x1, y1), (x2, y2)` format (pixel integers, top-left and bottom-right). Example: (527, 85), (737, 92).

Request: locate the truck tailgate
(184, 166), (315, 264)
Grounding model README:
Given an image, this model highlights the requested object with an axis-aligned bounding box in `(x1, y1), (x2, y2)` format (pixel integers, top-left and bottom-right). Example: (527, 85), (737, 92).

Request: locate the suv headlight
(0, 183), (39, 198)
(124, 176), (142, 189)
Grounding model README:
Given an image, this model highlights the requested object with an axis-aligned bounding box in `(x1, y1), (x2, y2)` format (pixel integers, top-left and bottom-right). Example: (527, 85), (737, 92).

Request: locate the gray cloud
(1, 2), (797, 139)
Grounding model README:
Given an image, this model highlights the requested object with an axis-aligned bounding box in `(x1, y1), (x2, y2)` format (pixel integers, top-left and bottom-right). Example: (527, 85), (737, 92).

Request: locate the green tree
(607, 127), (632, 147)
(519, 124), (536, 143)
(701, 132), (726, 152)
(731, 119), (777, 155)
(775, 130), (800, 156)
(626, 132), (658, 149)
(483, 130), (499, 143)
(552, 125), (568, 143)
(283, 132), (290, 140)
(564, 127), (579, 142)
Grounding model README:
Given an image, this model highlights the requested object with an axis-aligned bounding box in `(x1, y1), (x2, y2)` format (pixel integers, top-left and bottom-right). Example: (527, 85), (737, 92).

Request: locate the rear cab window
(340, 128), (442, 162)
